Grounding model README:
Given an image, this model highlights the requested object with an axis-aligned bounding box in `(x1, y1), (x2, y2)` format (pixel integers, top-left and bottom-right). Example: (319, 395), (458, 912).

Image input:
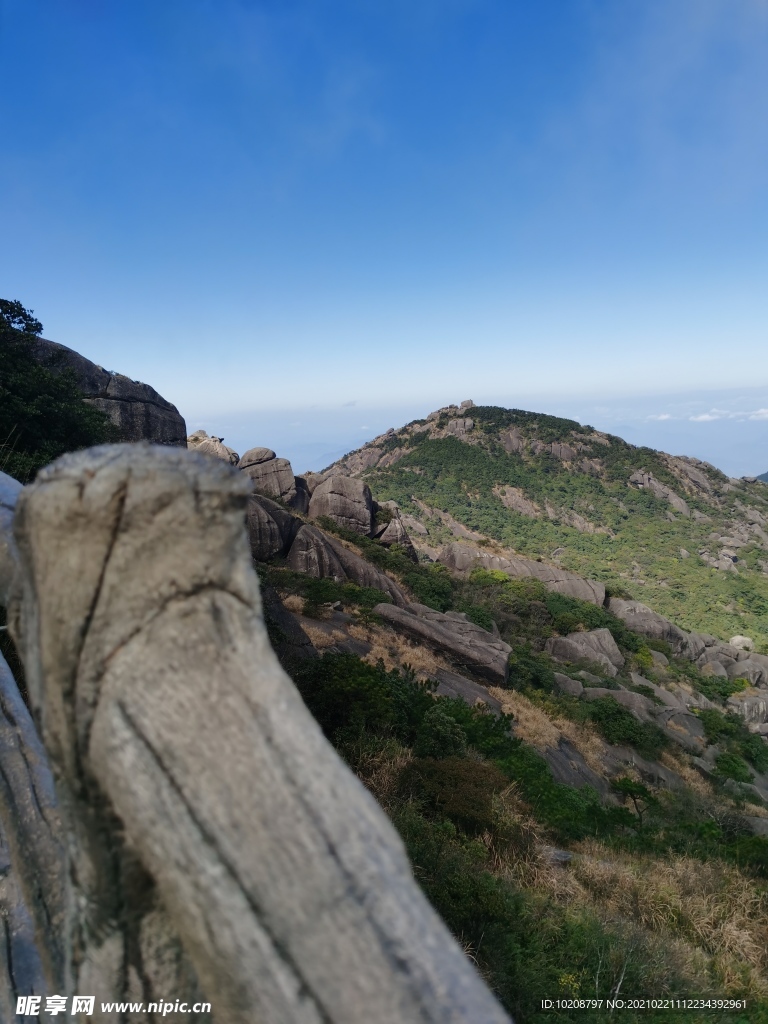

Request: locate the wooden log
(0, 655), (55, 1015)
(10, 444), (511, 1024)
(0, 648), (65, 998)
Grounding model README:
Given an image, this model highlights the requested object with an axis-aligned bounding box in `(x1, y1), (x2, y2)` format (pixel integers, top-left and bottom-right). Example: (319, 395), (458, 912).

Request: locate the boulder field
(189, 431), (768, 743)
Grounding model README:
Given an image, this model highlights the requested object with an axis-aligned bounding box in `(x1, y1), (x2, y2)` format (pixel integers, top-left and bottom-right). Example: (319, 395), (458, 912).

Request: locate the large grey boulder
(653, 707), (707, 753)
(545, 628), (624, 677)
(373, 603), (511, 684)
(7, 444), (509, 1023)
(700, 660), (729, 678)
(287, 526), (407, 606)
(582, 687), (656, 719)
(29, 336), (187, 445)
(629, 672), (685, 709)
(374, 512), (417, 561)
(628, 470), (690, 517)
(726, 659), (768, 687)
(440, 542), (605, 606)
(248, 494), (302, 558)
(608, 598), (692, 657)
(542, 737), (611, 797)
(433, 669), (503, 714)
(187, 430), (239, 464)
(287, 524), (347, 579)
(727, 689), (768, 724)
(0, 471), (22, 604)
(309, 475), (375, 535)
(240, 449), (312, 514)
(553, 673), (584, 698)
(239, 446), (277, 468)
(730, 635), (755, 651)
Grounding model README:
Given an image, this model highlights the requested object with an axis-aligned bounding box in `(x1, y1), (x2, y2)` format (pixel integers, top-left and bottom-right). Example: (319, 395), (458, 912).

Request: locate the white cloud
(648, 413), (673, 420)
(689, 406), (768, 422)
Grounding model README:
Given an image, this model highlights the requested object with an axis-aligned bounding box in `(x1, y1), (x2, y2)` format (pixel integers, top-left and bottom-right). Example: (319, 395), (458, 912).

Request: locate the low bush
(582, 696), (667, 760)
(714, 752), (754, 784)
(399, 756), (508, 835)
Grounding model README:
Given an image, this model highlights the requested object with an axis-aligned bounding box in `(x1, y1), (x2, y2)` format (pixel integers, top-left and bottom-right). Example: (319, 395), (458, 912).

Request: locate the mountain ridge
(325, 401), (768, 652)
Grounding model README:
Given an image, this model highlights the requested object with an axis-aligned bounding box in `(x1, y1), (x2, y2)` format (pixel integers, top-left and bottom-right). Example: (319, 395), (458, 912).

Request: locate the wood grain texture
(10, 444), (512, 1024)
(0, 653), (55, 1015)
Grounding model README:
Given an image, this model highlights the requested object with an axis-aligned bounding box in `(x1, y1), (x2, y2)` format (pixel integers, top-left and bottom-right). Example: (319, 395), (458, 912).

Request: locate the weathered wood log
(0, 650), (65, 997)
(0, 821), (48, 1019)
(9, 444), (511, 1024)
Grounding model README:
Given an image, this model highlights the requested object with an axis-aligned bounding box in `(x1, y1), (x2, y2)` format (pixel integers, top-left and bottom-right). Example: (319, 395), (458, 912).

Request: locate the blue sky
(2, 0), (767, 474)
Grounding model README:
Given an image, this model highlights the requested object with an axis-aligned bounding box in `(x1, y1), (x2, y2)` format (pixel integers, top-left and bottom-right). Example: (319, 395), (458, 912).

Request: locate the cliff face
(30, 337), (187, 446)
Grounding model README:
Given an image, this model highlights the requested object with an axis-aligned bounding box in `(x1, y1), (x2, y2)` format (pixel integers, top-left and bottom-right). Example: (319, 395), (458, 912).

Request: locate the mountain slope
(327, 402), (768, 652)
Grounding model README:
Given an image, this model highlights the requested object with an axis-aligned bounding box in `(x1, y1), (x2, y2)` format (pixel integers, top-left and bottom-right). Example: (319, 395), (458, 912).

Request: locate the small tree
(611, 777), (657, 828)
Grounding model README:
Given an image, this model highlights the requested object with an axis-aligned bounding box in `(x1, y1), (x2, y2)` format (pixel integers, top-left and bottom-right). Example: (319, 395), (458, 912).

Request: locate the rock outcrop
(0, 650), (64, 1002)
(374, 510), (418, 560)
(727, 689), (768, 725)
(287, 526), (407, 606)
(439, 542), (605, 606)
(581, 684), (706, 753)
(372, 603), (511, 684)
(608, 598), (703, 659)
(545, 629), (625, 677)
(309, 475), (375, 535)
(433, 668), (503, 714)
(246, 494), (302, 562)
(629, 470), (690, 517)
(187, 430), (239, 464)
(238, 449), (309, 513)
(30, 336), (187, 445)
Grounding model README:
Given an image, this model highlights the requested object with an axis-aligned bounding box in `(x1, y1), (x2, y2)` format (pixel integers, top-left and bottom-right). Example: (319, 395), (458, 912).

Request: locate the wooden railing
(0, 446), (511, 1023)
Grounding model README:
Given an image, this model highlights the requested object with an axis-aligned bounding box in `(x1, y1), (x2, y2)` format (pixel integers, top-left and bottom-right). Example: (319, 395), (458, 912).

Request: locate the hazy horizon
(184, 384), (768, 479)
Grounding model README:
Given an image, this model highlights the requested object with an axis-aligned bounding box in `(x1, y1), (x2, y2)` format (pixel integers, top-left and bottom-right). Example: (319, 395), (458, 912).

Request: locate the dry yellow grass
(488, 687), (608, 777)
(489, 687), (562, 749)
(658, 749), (714, 798)
(301, 623), (349, 650)
(354, 739), (414, 812)
(282, 594), (305, 614)
(568, 841), (768, 996)
(348, 622), (455, 678)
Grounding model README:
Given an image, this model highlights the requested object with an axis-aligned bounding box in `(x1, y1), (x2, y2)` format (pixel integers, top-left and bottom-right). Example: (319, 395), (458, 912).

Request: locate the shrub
(507, 645), (556, 691)
(741, 732), (768, 774)
(414, 705), (467, 759)
(399, 756), (508, 835)
(714, 753), (754, 784)
(697, 708), (741, 744)
(584, 696), (667, 760)
(293, 653), (434, 748)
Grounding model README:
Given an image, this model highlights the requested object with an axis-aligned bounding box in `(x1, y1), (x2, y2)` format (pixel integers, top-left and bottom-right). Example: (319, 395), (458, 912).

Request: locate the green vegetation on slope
(293, 652), (768, 1022)
(349, 411), (768, 650)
